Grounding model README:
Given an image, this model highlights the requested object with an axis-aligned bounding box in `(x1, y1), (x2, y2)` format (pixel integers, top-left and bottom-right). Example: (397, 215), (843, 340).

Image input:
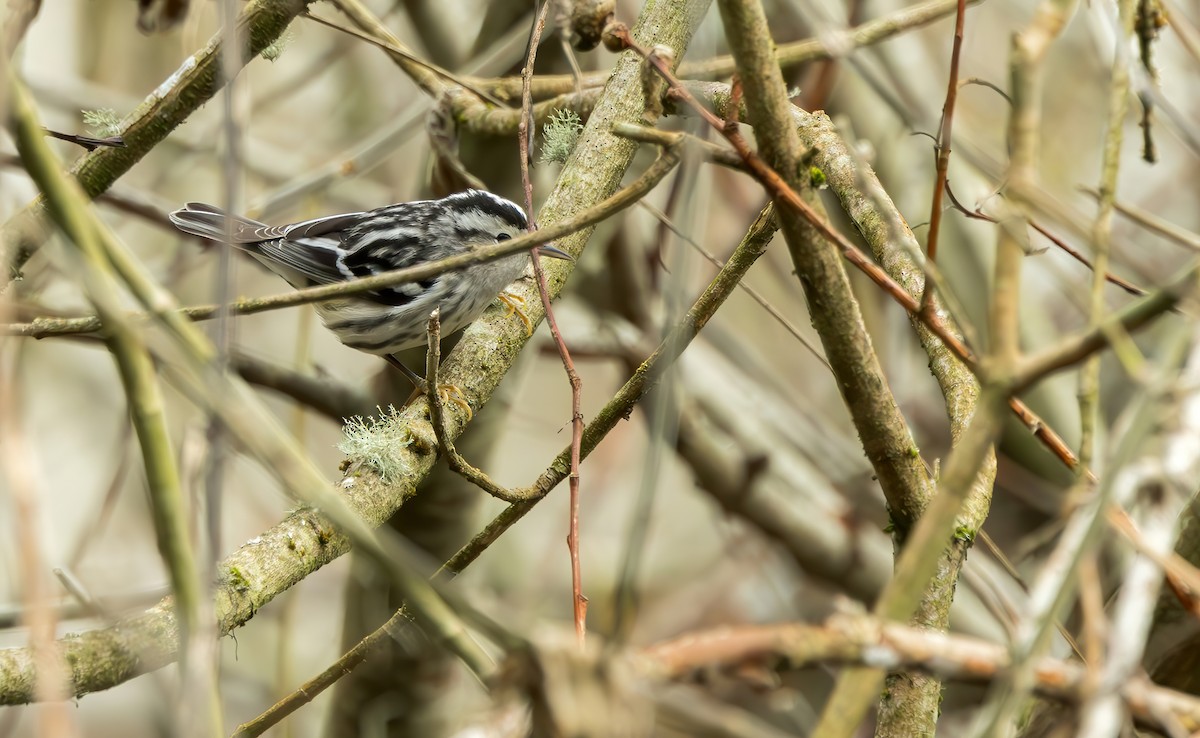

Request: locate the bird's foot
(497, 290), (533, 336)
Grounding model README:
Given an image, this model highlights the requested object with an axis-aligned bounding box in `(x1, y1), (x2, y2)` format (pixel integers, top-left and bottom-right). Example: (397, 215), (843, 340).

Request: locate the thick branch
(712, 0), (933, 536)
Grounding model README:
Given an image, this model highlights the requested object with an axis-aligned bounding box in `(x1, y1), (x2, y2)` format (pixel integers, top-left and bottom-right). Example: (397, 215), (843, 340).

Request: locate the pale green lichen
(338, 406), (413, 483)
(260, 30), (294, 62)
(82, 108), (121, 138)
(541, 109), (584, 164)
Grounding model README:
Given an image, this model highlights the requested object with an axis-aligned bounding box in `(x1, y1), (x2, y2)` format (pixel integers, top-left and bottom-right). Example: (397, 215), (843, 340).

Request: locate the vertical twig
(190, 0), (244, 728)
(2, 47), (67, 737)
(919, 0), (966, 313)
(0, 347), (74, 736)
(425, 310), (531, 504)
(1079, 0), (1137, 471)
(519, 0), (588, 647)
(207, 0), (245, 553)
(1071, 0), (1149, 732)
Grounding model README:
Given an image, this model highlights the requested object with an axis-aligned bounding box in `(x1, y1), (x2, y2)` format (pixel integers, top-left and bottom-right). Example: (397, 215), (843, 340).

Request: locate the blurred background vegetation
(2, 0), (1200, 735)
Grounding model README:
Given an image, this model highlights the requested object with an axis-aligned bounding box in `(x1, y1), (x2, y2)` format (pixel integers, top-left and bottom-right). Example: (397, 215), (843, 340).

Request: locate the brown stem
(919, 0), (967, 313)
(517, 0), (587, 647)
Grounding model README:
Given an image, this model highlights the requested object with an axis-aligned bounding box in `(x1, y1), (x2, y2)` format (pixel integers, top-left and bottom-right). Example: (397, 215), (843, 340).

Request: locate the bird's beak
(535, 245), (574, 261)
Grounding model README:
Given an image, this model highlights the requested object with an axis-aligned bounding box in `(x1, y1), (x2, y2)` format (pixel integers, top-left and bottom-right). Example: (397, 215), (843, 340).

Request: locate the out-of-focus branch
(959, 0), (1083, 734)
(238, 607), (1200, 738)
(327, 0), (447, 96)
(642, 615), (1200, 734)
(442, 200), (776, 575)
(1081, 186), (1200, 252)
(466, 0), (981, 101)
(1, 0), (315, 284)
(8, 72), (205, 697)
(231, 353), (374, 421)
(2, 0), (41, 58)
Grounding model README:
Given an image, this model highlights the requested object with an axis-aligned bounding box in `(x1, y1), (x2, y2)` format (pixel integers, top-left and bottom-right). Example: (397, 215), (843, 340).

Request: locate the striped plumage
(169, 190), (568, 359)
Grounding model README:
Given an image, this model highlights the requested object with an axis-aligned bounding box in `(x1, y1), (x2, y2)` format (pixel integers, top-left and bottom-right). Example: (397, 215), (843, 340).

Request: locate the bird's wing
(244, 211), (376, 287)
(282, 212), (367, 240)
(332, 230), (439, 306)
(249, 234), (354, 287)
(259, 214), (444, 294)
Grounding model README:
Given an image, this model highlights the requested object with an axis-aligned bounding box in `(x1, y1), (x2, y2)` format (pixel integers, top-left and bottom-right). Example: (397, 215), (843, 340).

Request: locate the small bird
(169, 190), (571, 390)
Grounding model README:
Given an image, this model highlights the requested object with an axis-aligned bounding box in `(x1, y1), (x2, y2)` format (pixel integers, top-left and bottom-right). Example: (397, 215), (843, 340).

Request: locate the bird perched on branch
(170, 190), (571, 395)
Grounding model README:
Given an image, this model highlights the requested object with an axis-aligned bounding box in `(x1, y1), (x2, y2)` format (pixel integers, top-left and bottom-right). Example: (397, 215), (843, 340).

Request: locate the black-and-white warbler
(169, 190), (571, 388)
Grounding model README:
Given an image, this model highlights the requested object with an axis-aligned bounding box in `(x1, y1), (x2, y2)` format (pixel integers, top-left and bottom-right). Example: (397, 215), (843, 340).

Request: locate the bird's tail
(168, 203), (273, 244)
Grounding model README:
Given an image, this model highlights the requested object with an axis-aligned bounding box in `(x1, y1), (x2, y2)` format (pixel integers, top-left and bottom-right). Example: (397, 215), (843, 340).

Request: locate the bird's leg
(385, 354), (427, 391)
(497, 289), (533, 336)
(385, 354), (472, 419)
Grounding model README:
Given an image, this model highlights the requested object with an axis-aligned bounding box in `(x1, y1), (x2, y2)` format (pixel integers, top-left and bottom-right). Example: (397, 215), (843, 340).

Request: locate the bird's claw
(497, 290), (533, 336)
(436, 383), (474, 421)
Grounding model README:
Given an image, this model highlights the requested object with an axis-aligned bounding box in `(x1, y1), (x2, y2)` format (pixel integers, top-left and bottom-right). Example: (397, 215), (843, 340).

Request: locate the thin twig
(637, 200), (830, 370)
(441, 205), (780, 577)
(1080, 186), (1200, 253)
(612, 122), (749, 170)
(425, 310), (531, 504)
(945, 183), (1148, 297)
(190, 0), (247, 726)
(301, 11), (508, 107)
(919, 0), (967, 313)
(519, 0), (587, 647)
(1012, 265), (1190, 391)
(229, 610), (406, 737)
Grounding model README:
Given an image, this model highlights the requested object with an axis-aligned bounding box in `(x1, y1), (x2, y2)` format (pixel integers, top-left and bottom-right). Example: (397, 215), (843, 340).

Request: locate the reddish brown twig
(519, 0), (588, 647)
(945, 183), (1147, 297)
(920, 0), (967, 313)
(609, 24), (978, 368)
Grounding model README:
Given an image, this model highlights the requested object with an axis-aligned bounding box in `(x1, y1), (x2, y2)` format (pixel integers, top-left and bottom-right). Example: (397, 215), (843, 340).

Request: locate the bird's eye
(496, 233), (511, 242)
